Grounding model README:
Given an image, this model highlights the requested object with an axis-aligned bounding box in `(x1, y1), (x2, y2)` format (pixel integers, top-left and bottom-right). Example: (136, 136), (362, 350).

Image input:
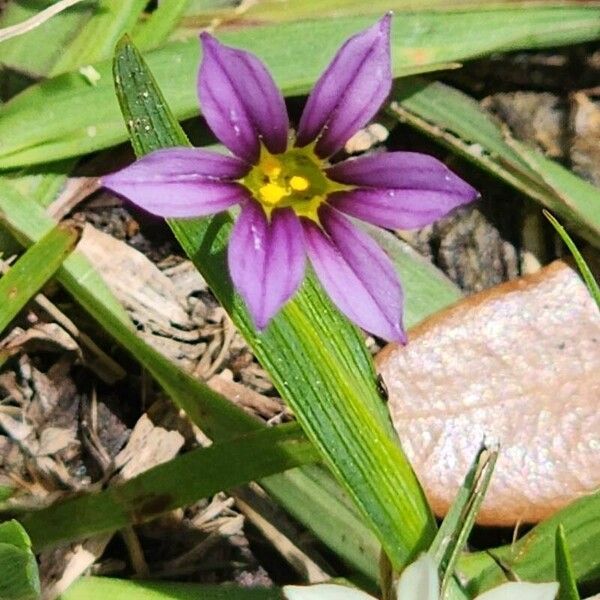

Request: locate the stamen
(262, 155), (282, 179)
(259, 182), (289, 205)
(289, 176), (309, 191)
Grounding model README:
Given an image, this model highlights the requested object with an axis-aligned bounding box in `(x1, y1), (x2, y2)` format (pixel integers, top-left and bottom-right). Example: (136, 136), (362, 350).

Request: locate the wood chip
(377, 261), (600, 525)
(78, 225), (202, 371)
(208, 375), (290, 422)
(113, 414), (184, 481)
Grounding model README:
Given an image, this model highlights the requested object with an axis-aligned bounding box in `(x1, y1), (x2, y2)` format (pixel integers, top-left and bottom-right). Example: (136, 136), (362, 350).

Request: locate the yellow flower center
(242, 145), (347, 222)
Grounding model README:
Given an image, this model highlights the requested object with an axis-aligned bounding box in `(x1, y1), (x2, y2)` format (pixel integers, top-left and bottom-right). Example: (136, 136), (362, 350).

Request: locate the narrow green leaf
(555, 524), (580, 600)
(133, 0), (192, 51)
(49, 0), (148, 76)
(460, 490), (600, 595)
(19, 424), (316, 550)
(60, 576), (280, 600)
(113, 36), (435, 568)
(263, 465), (381, 580)
(543, 210), (600, 308)
(0, 0), (92, 79)
(0, 520), (40, 600)
(0, 223), (78, 334)
(429, 444), (498, 598)
(388, 78), (600, 248)
(227, 0), (600, 23)
(2, 8), (600, 168)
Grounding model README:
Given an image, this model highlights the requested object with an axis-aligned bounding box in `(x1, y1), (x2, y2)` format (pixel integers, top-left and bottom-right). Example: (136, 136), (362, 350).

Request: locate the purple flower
(103, 15), (478, 342)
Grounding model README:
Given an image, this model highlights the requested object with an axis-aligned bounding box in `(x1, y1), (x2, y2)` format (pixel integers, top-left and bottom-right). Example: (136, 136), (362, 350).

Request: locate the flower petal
(326, 152), (479, 229)
(303, 206), (406, 342)
(395, 554), (439, 600)
(475, 582), (559, 600)
(296, 14), (392, 158)
(228, 202), (305, 329)
(284, 584), (376, 600)
(198, 33), (289, 163)
(102, 148), (250, 217)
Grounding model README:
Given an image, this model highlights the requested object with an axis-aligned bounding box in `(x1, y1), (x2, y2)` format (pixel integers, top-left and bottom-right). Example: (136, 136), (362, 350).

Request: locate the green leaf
(262, 465), (381, 581)
(0, 520), (32, 551)
(0, 0), (92, 79)
(0, 223), (79, 335)
(460, 490), (600, 595)
(543, 211), (600, 309)
(555, 524), (580, 600)
(0, 520), (40, 600)
(132, 0), (193, 51)
(19, 424), (316, 550)
(388, 78), (600, 248)
(2, 7), (600, 168)
(59, 576), (281, 599)
(430, 444), (497, 599)
(218, 0), (600, 23)
(48, 0), (148, 76)
(113, 35), (435, 569)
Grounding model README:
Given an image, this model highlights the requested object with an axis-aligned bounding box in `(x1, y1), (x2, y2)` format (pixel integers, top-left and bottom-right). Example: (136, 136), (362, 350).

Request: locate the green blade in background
(19, 424), (317, 550)
(0, 0), (93, 79)
(388, 78), (600, 248)
(2, 7), (600, 167)
(59, 576), (280, 600)
(113, 36), (436, 569)
(132, 0), (194, 50)
(48, 0), (148, 76)
(0, 223), (79, 335)
(188, 0), (600, 26)
(555, 524), (581, 600)
(430, 445), (497, 599)
(543, 210), (600, 308)
(460, 490), (600, 595)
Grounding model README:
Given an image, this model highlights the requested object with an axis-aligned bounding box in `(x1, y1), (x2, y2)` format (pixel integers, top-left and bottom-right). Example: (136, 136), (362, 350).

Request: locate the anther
(289, 176), (309, 191)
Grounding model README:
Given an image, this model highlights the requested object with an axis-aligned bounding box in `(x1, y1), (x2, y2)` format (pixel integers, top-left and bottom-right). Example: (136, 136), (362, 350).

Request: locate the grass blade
(430, 444), (498, 598)
(543, 210), (600, 308)
(2, 8), (600, 167)
(460, 490), (600, 595)
(49, 0), (148, 76)
(556, 524), (580, 600)
(113, 35), (436, 569)
(132, 0), (192, 51)
(60, 576), (280, 600)
(388, 78), (600, 248)
(0, 224), (79, 334)
(0, 0), (92, 80)
(18, 424), (316, 550)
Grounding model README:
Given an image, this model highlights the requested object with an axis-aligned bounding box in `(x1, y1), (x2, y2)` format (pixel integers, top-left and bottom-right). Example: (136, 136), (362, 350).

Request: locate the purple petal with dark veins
(303, 205), (406, 343)
(326, 152), (479, 228)
(228, 202), (305, 329)
(198, 33), (289, 163)
(102, 147), (250, 217)
(295, 14), (392, 158)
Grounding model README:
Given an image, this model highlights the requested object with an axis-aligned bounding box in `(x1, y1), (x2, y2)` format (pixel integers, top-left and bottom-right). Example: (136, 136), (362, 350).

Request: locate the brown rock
(377, 261), (600, 525)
